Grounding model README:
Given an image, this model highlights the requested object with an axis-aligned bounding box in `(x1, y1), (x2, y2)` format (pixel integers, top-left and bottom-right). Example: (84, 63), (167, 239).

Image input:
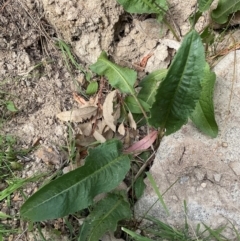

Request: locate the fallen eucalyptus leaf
(93, 130), (106, 143)
(118, 122), (125, 136)
(125, 131), (158, 153)
(103, 90), (117, 132)
(56, 106), (97, 122)
(128, 112), (137, 130)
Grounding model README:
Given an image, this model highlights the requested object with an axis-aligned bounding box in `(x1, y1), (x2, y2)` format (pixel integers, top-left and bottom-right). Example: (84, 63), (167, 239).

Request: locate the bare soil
(1, 0), (239, 240)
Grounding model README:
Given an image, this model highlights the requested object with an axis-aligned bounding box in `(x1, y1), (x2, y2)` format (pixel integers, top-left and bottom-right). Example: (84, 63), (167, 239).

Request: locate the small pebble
(222, 142), (228, 147)
(214, 173), (222, 182)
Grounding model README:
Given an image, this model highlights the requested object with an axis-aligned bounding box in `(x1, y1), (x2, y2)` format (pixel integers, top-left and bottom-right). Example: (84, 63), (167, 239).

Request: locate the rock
(135, 51), (240, 239)
(229, 162), (240, 176)
(145, 44), (169, 73)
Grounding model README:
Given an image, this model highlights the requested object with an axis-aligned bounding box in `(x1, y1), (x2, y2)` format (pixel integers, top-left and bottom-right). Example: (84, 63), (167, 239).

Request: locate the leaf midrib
(88, 198), (123, 240)
(23, 155), (127, 216)
(145, 71), (167, 104)
(199, 0), (213, 12)
(162, 32), (196, 128)
(100, 58), (135, 95)
(213, 1), (240, 18)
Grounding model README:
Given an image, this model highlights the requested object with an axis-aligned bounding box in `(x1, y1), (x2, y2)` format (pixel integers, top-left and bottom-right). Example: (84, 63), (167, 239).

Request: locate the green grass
(0, 132), (46, 239)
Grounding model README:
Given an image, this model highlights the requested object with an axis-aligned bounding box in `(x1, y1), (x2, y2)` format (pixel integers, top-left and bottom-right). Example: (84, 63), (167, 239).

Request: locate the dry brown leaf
(73, 92), (87, 106)
(124, 128), (130, 147)
(93, 130), (106, 143)
(140, 53), (153, 68)
(118, 122), (125, 136)
(96, 119), (108, 134)
(73, 92), (98, 107)
(103, 129), (114, 140)
(128, 112), (137, 130)
(113, 104), (121, 120)
(79, 122), (92, 136)
(75, 134), (96, 147)
(56, 106), (97, 122)
(103, 90), (117, 132)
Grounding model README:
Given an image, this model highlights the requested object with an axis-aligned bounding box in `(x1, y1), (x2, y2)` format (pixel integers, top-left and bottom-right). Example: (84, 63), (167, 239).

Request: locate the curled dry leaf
(96, 119), (108, 134)
(103, 129), (114, 140)
(73, 92), (99, 107)
(128, 112), (136, 130)
(75, 134), (96, 147)
(103, 90), (117, 132)
(140, 53), (153, 68)
(79, 122), (92, 136)
(124, 130), (158, 154)
(93, 130), (106, 143)
(118, 122), (125, 136)
(56, 106), (97, 122)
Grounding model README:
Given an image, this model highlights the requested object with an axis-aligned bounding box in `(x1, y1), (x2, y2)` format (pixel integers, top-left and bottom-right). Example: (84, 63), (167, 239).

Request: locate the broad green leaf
(124, 96), (150, 114)
(190, 64), (218, 138)
(211, 0), (240, 24)
(122, 227), (154, 241)
(134, 174), (146, 199)
(79, 193), (131, 241)
(90, 51), (136, 94)
(198, 0), (214, 12)
(20, 140), (131, 222)
(148, 30), (205, 135)
(116, 0), (168, 21)
(86, 81), (98, 95)
(138, 69), (168, 107)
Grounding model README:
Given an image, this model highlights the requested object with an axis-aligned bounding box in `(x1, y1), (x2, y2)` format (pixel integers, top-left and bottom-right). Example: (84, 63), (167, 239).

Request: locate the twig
(0, 0), (12, 13)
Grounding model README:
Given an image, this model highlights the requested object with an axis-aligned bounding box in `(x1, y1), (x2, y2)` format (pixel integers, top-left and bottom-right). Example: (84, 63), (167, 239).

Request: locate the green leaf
(86, 81), (98, 95)
(138, 69), (168, 107)
(134, 174), (146, 199)
(6, 101), (18, 112)
(124, 96), (150, 114)
(189, 10), (203, 26)
(90, 51), (136, 94)
(116, 0), (168, 21)
(79, 193), (131, 241)
(122, 227), (154, 241)
(200, 26), (215, 45)
(0, 211), (11, 219)
(20, 140), (131, 222)
(190, 64), (218, 138)
(211, 0), (240, 24)
(148, 30), (205, 135)
(198, 0), (214, 12)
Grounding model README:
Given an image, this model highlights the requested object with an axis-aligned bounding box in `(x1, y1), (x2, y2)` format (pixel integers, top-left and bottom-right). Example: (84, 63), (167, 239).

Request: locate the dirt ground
(1, 0), (240, 240)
